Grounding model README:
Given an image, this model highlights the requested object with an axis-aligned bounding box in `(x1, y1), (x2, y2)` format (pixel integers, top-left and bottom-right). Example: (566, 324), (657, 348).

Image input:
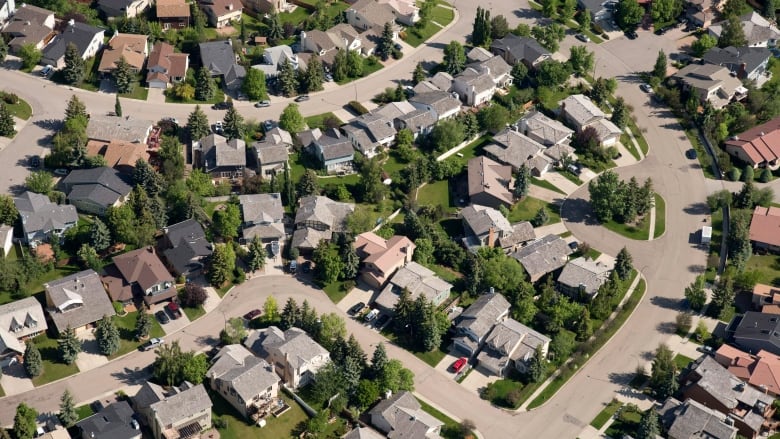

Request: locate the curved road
(0, 2), (712, 437)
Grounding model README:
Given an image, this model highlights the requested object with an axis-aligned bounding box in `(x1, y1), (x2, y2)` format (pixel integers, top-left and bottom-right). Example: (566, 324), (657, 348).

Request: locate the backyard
(211, 391), (309, 439)
(745, 253), (780, 287)
(416, 180), (455, 212)
(304, 112), (343, 131)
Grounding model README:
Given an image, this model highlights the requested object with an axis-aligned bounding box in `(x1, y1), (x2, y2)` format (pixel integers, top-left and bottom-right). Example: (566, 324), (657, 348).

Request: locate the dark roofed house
(460, 204), (514, 252)
(467, 156), (514, 209)
(292, 195), (354, 251)
(160, 219), (212, 278)
(512, 234), (573, 282)
(77, 400), (141, 439)
(132, 381), (212, 439)
(709, 11), (780, 47)
(98, 0), (150, 19)
(199, 40), (246, 91)
(309, 128), (355, 174)
(498, 221), (536, 254)
(1, 4), (55, 52)
(368, 391), (443, 438)
(702, 46), (772, 82)
(724, 117), (780, 168)
(14, 191), (78, 246)
(453, 292), (511, 357)
(194, 133), (247, 180)
(103, 247), (176, 305)
(60, 167), (133, 215)
(658, 397), (738, 439)
(728, 311), (780, 355)
(556, 257), (613, 300)
(41, 21), (104, 69)
(749, 206), (780, 253)
(476, 318), (550, 377)
(490, 34), (551, 69)
(239, 193), (285, 242)
(45, 269), (116, 333)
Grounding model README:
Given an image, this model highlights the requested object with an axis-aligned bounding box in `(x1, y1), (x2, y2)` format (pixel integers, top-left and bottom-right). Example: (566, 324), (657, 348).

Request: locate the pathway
(540, 171), (580, 195)
(624, 126), (646, 161)
(647, 205), (656, 241)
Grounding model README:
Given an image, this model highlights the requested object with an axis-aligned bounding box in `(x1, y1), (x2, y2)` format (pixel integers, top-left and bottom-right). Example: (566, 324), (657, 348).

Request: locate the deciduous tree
(477, 104), (510, 134)
(279, 103), (305, 132)
(180, 283), (208, 307)
(212, 203), (241, 239)
(615, 0), (643, 30)
(611, 97), (630, 129)
(25, 171), (53, 194)
(568, 45), (595, 77)
(18, 44), (41, 70)
(77, 243), (101, 271)
(241, 67), (268, 100)
(13, 403), (37, 439)
(443, 40), (466, 75)
(650, 344), (678, 399)
(531, 23), (566, 52)
(0, 195), (18, 226)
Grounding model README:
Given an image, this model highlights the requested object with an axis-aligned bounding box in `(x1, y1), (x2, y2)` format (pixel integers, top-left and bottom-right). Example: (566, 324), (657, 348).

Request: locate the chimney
(227, 2), (233, 9)
(487, 227), (496, 248)
(739, 62), (747, 78)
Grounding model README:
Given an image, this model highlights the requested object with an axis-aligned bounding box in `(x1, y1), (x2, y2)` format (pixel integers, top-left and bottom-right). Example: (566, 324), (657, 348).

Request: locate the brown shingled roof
(156, 0), (191, 18)
(750, 206), (780, 248)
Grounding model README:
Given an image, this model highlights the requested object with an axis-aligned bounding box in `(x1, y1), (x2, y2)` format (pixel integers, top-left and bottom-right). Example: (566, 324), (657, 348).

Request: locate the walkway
(647, 205), (656, 241)
(624, 126), (646, 161)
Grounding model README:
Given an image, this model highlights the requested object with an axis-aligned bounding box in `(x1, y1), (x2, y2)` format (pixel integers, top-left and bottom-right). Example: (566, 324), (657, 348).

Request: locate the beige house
(559, 94), (622, 146)
(98, 33), (149, 74)
(672, 64), (747, 110)
(132, 381), (212, 439)
(200, 0), (242, 28)
(44, 269), (115, 334)
(373, 262), (453, 314)
(244, 326), (330, 388)
(354, 232), (415, 289)
(240, 0), (290, 13)
(207, 345), (280, 420)
(368, 391), (443, 437)
(0, 297), (47, 366)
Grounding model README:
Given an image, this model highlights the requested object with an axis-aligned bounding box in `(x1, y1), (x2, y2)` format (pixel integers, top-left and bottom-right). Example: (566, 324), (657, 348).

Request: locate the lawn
(590, 399), (622, 429)
(31, 334), (80, 387)
(706, 209), (724, 282)
(482, 378), (527, 409)
(416, 180), (452, 210)
(0, 265), (84, 306)
(626, 120), (649, 155)
(653, 194), (666, 239)
(416, 398), (473, 439)
(75, 404), (95, 421)
(424, 263), (462, 285)
(165, 88), (225, 105)
(508, 197), (561, 224)
(430, 4), (454, 24)
(559, 170), (583, 186)
(1, 94), (33, 120)
(304, 112), (343, 131)
(183, 305), (206, 321)
(118, 80), (149, 101)
(442, 134), (492, 165)
(322, 281), (350, 303)
(110, 311), (165, 359)
(604, 405), (643, 438)
(211, 391), (309, 439)
(674, 353), (694, 371)
(602, 214), (650, 241)
(745, 254), (780, 287)
(684, 129), (717, 179)
(335, 57), (384, 85)
(530, 176), (566, 195)
(620, 132), (641, 161)
(403, 5), (454, 46)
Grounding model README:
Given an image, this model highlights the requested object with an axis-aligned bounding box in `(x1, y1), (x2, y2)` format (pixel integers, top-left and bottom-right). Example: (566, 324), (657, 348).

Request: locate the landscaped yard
(165, 88), (225, 105)
(604, 404), (643, 438)
(442, 135), (492, 165)
(182, 305), (206, 321)
(530, 176), (566, 195)
(508, 197), (561, 224)
(745, 254), (780, 287)
(416, 397), (473, 439)
(110, 311), (165, 358)
(304, 112), (343, 131)
(31, 334), (80, 387)
(481, 378), (528, 409)
(602, 214), (650, 241)
(321, 281), (350, 304)
(4, 265), (83, 306)
(416, 180), (453, 210)
(590, 399), (622, 429)
(653, 194), (666, 238)
(335, 57), (384, 85)
(75, 404), (95, 421)
(674, 353), (694, 371)
(403, 3), (454, 46)
(211, 390), (309, 439)
(0, 94), (32, 120)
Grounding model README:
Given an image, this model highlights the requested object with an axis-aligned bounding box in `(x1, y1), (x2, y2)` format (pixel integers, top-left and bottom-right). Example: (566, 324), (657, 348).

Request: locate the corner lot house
(60, 167), (133, 215)
(14, 191), (78, 246)
(41, 21), (104, 69)
(512, 234), (573, 282)
(460, 204), (514, 252)
(98, 33), (149, 74)
(702, 46), (772, 82)
(715, 344), (780, 396)
(199, 40), (246, 92)
(354, 232), (415, 289)
(160, 219), (212, 278)
(723, 117), (780, 168)
(156, 0), (190, 30)
(0, 297), (47, 366)
(206, 344), (279, 420)
(374, 262), (453, 313)
(556, 257), (613, 300)
(709, 11), (780, 47)
(146, 42), (189, 89)
(244, 326), (330, 388)
(658, 397), (738, 439)
(132, 381), (212, 439)
(559, 94), (621, 146)
(490, 34), (551, 69)
(291, 195), (354, 251)
(368, 391), (443, 438)
(1, 4), (55, 53)
(477, 318), (550, 377)
(749, 206), (780, 253)
(453, 292), (511, 357)
(76, 401), (142, 439)
(200, 0), (242, 28)
(45, 269), (115, 334)
(239, 193), (285, 243)
(672, 64), (747, 110)
(467, 156), (514, 209)
(85, 139), (150, 175)
(103, 247), (176, 305)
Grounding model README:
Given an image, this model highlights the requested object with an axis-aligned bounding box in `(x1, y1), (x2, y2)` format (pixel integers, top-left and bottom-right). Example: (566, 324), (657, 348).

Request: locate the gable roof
(461, 204), (513, 237)
(349, 0), (397, 28)
(489, 34), (550, 64)
(710, 11), (780, 46)
(355, 233), (415, 273)
(42, 21), (103, 62)
(498, 221), (536, 249)
(485, 128), (546, 170)
(368, 391), (443, 437)
(199, 40), (246, 81)
(112, 247), (174, 293)
(200, 0), (242, 18)
(61, 166), (134, 209)
(260, 127), (293, 148)
(98, 33), (148, 72)
(520, 111), (574, 146)
(150, 382), (212, 429)
(478, 318), (550, 369)
(76, 401), (139, 439)
(556, 257), (613, 296)
(467, 46), (494, 63)
(315, 129), (354, 161)
(14, 191), (78, 235)
(380, 261), (453, 305)
(511, 234), (573, 279)
(0, 297), (47, 353)
(467, 156), (513, 206)
(294, 195), (354, 231)
(456, 293), (511, 340)
(409, 91), (461, 117)
(86, 115), (153, 143)
(659, 398), (738, 439)
(2, 4), (54, 49)
(239, 193), (284, 225)
(207, 344), (279, 403)
(156, 0), (191, 17)
(454, 67), (496, 94)
(374, 101), (417, 120)
(716, 345), (780, 395)
(396, 109), (437, 133)
(245, 326), (329, 369)
(198, 133), (247, 170)
(146, 41), (189, 83)
(560, 94), (605, 127)
(703, 46), (772, 77)
(343, 427), (386, 439)
(749, 206), (780, 248)
(86, 140), (150, 171)
(45, 269), (115, 333)
(724, 116), (780, 166)
(162, 219), (212, 275)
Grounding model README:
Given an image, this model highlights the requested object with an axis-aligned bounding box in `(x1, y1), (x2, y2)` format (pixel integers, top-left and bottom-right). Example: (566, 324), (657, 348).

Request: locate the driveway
(146, 87), (166, 103)
(336, 281), (376, 311)
(75, 331), (109, 372)
(459, 368), (498, 396)
(0, 363), (34, 396)
(150, 302), (191, 335)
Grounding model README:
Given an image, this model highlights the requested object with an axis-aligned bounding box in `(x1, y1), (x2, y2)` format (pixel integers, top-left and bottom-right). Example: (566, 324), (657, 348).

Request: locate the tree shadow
(607, 371), (637, 385)
(688, 264), (706, 274)
(650, 295), (682, 310)
(424, 41), (447, 51)
(639, 350), (655, 361)
(683, 202), (710, 216)
(110, 365), (152, 384)
(656, 321), (677, 334)
(194, 334), (219, 348)
(560, 197), (600, 225)
(33, 119), (63, 131)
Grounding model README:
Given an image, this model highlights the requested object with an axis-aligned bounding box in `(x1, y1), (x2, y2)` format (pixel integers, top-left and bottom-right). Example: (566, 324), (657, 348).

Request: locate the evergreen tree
(636, 409), (661, 439)
(684, 275), (707, 311)
(266, 12), (283, 41)
(187, 105), (210, 141)
(59, 390), (78, 428)
(574, 307), (592, 341)
(332, 49), (349, 82)
(528, 344), (546, 382)
(711, 276), (735, 319)
(378, 22), (395, 60)
(283, 162), (296, 207)
(246, 236), (266, 272)
(370, 342), (389, 379)
(653, 50), (667, 79)
(195, 67), (215, 101)
(77, 243), (101, 271)
(133, 158), (164, 196)
(443, 40), (466, 75)
(62, 42), (85, 84)
(297, 169), (320, 197)
(413, 61), (426, 84)
(23, 341), (42, 377)
(208, 243), (236, 286)
(277, 58), (299, 97)
(114, 94), (122, 117)
(531, 207), (549, 227)
(718, 14), (748, 48)
(65, 95), (88, 122)
(280, 297), (300, 330)
(472, 7), (492, 47)
(159, 135), (185, 182)
(514, 165), (530, 198)
(13, 403), (37, 439)
(0, 38), (7, 63)
(341, 243), (360, 279)
(649, 344), (678, 399)
(615, 247), (633, 280)
(304, 54), (324, 92)
(95, 315), (120, 356)
(58, 326), (82, 365)
(346, 50), (364, 77)
(242, 67), (268, 100)
(393, 288), (413, 333)
(0, 194), (18, 226)
(222, 106), (244, 140)
(135, 307), (152, 340)
(113, 56), (134, 94)
(0, 103), (14, 137)
(611, 97), (630, 129)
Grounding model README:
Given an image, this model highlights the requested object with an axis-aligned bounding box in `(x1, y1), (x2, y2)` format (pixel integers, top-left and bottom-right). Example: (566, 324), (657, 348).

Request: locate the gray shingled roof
(703, 46), (772, 77)
(199, 40), (246, 86)
(45, 269), (115, 333)
(485, 128), (546, 170)
(42, 22), (103, 63)
(456, 293), (511, 341)
(294, 195), (354, 232)
(61, 167), (133, 209)
(489, 34), (550, 65)
(660, 398), (738, 439)
(461, 204), (513, 238)
(556, 257), (613, 297)
(498, 222), (536, 249)
(239, 193), (284, 225)
(375, 262), (453, 311)
(315, 129), (354, 161)
(86, 115), (153, 143)
(512, 234), (573, 279)
(14, 191), (78, 236)
(0, 297), (47, 352)
(559, 94), (605, 128)
(520, 111), (574, 146)
(207, 344), (279, 404)
(368, 391), (443, 437)
(199, 134), (246, 170)
(409, 91), (461, 118)
(467, 156), (514, 206)
(396, 109), (437, 133)
(343, 427), (385, 439)
(162, 219), (212, 275)
(151, 383), (212, 428)
(244, 326), (329, 370)
(76, 401), (139, 439)
(709, 11), (780, 46)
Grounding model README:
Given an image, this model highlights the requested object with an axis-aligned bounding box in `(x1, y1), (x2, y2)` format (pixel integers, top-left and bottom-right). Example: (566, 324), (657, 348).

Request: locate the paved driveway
(150, 303), (191, 335)
(336, 281), (376, 311)
(0, 363), (33, 396)
(75, 331), (109, 372)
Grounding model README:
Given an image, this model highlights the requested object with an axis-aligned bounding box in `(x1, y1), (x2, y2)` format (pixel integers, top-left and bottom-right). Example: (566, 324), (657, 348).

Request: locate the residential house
(156, 0), (190, 30)
(709, 11), (780, 47)
(300, 25), (361, 58)
(244, 326), (330, 388)
(86, 115), (154, 144)
(394, 109), (437, 139)
(467, 156), (514, 209)
(373, 262), (452, 313)
(0, 225), (12, 258)
(0, 0), (15, 26)
(103, 247), (176, 305)
(98, 33), (149, 74)
(727, 311), (780, 355)
(132, 381), (212, 439)
(199, 40), (246, 92)
(374, 100), (417, 120)
(519, 111), (574, 147)
(291, 195), (354, 251)
(240, 0), (290, 14)
(97, 0), (150, 19)
(672, 63), (747, 110)
(254, 129), (291, 176)
(497, 221), (536, 254)
(460, 204), (514, 252)
(703, 46), (772, 82)
(239, 193), (285, 243)
(377, 0), (418, 25)
(679, 355), (775, 438)
(511, 234), (573, 282)
(160, 219), (213, 278)
(559, 94), (622, 146)
(13, 191), (78, 246)
(206, 344), (279, 420)
(408, 91), (462, 121)
(76, 401), (141, 439)
(413, 71), (454, 95)
(250, 45), (301, 78)
(685, 0), (725, 28)
(194, 133), (247, 180)
(749, 206), (780, 252)
(346, 0), (398, 35)
(490, 34), (551, 69)
(85, 140), (150, 175)
(354, 232), (415, 289)
(450, 67), (496, 106)
(577, 0), (614, 21)
(484, 128), (551, 176)
(657, 397), (738, 439)
(41, 21), (104, 69)
(467, 46), (494, 63)
(1, 4), (55, 53)
(453, 292), (511, 357)
(44, 269), (115, 334)
(200, 0), (242, 28)
(60, 167), (133, 215)
(368, 391), (443, 438)
(716, 344), (780, 396)
(342, 113), (396, 157)
(343, 427), (385, 439)
(146, 42), (189, 88)
(307, 128), (355, 174)
(752, 283), (780, 312)
(723, 116), (780, 168)
(477, 318), (550, 377)
(556, 257), (613, 300)
(0, 297), (47, 366)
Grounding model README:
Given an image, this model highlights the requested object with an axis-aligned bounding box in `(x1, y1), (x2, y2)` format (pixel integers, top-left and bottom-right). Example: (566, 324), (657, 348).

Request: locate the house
(373, 100), (417, 120)
(723, 117), (780, 168)
(199, 40), (246, 92)
(490, 34), (551, 69)
(194, 133), (247, 180)
(672, 63), (747, 110)
(727, 311), (780, 355)
(291, 195), (354, 251)
(373, 262), (453, 313)
(307, 128), (355, 174)
(41, 21), (104, 69)
(752, 283), (780, 312)
(1, 4), (55, 53)
(0, 0), (15, 26)
(342, 113), (396, 157)
(657, 397), (738, 439)
(243, 326), (330, 388)
(102, 247), (176, 305)
(250, 45), (301, 78)
(239, 193), (285, 243)
(86, 115), (154, 144)
(13, 191), (78, 246)
(460, 204), (514, 252)
(556, 257), (613, 300)
(749, 206), (780, 252)
(408, 91), (462, 121)
(377, 0), (418, 25)
(60, 167), (133, 215)
(146, 42), (189, 88)
(160, 219), (212, 278)
(511, 234), (573, 282)
(709, 11), (780, 47)
(467, 156), (514, 209)
(466, 55), (513, 89)
(414, 71), (454, 95)
(45, 269), (115, 334)
(0, 225), (12, 258)
(453, 292), (511, 357)
(76, 401), (141, 439)
(368, 391), (443, 438)
(343, 427), (385, 439)
(98, 33), (149, 74)
(254, 129), (291, 176)
(497, 221), (536, 254)
(132, 381), (212, 439)
(206, 344), (279, 420)
(240, 0), (290, 14)
(484, 128), (551, 176)
(85, 140), (150, 175)
(450, 67), (496, 106)
(685, 0), (725, 28)
(679, 355), (775, 438)
(354, 232), (415, 289)
(559, 94), (622, 146)
(97, 0), (150, 19)
(200, 0), (242, 28)
(300, 26), (360, 56)
(519, 111), (574, 147)
(346, 0), (398, 34)
(0, 297), (47, 366)
(702, 46), (772, 82)
(156, 0), (190, 30)
(476, 318), (550, 377)
(394, 109), (437, 139)
(715, 344), (780, 396)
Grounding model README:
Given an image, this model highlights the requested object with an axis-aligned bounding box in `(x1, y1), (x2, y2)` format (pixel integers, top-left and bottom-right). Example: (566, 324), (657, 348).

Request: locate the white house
(0, 0), (15, 25)
(244, 326), (330, 388)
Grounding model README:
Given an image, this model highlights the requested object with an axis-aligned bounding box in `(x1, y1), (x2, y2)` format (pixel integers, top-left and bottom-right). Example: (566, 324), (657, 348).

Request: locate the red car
(243, 309), (262, 320)
(451, 357), (468, 373)
(165, 302), (182, 319)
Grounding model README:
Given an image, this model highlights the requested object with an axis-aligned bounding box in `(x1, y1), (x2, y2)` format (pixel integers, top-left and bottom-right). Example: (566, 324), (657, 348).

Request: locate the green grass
(304, 112), (343, 130)
(3, 265), (83, 306)
(706, 209), (723, 282)
(674, 353), (694, 370)
(602, 214), (651, 241)
(217, 284), (233, 297)
(212, 391), (309, 439)
(403, 5), (453, 46)
(322, 281), (350, 303)
(530, 176), (567, 195)
(416, 398), (472, 439)
(536, 86), (572, 112)
(653, 194), (666, 239)
(110, 311), (165, 359)
(745, 254), (780, 287)
(590, 399), (622, 429)
(684, 129), (717, 179)
(414, 345), (448, 367)
(508, 197), (561, 224)
(165, 88), (225, 104)
(482, 378), (528, 409)
(75, 404), (95, 421)
(561, 18), (604, 43)
(626, 120), (649, 155)
(430, 4), (454, 24)
(559, 170), (583, 186)
(605, 405), (642, 438)
(119, 81), (148, 101)
(182, 305), (206, 321)
(31, 334), (80, 386)
(424, 263), (462, 284)
(582, 248), (602, 260)
(334, 57), (384, 85)
(416, 180), (452, 209)
(1, 94), (33, 120)
(620, 132), (641, 161)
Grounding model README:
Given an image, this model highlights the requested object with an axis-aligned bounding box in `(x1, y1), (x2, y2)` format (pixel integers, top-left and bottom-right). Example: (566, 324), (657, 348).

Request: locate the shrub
(348, 100), (369, 115)
(112, 302), (124, 315)
(591, 23), (604, 34)
(1, 93), (18, 104)
(759, 168), (772, 183)
(728, 167), (741, 181)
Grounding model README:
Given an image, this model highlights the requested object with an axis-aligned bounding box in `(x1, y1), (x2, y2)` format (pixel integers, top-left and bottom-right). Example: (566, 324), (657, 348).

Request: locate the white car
(142, 338), (164, 351)
(214, 121), (223, 134)
(640, 83), (653, 93)
(364, 309), (380, 322)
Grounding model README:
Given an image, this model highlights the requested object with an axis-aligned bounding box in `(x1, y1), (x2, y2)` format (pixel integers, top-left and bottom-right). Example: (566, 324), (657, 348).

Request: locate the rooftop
(14, 191), (78, 235)
(467, 156), (514, 206)
(512, 234), (573, 280)
(45, 269), (115, 333)
(556, 257), (613, 297)
(76, 401), (139, 439)
(461, 204), (513, 238)
(86, 115), (153, 143)
(749, 206), (780, 247)
(724, 116), (780, 165)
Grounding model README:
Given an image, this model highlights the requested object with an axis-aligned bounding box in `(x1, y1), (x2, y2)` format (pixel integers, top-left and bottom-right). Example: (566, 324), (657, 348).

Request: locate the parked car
(364, 309), (380, 322)
(271, 241), (280, 256)
(165, 301), (182, 319)
(324, 73), (334, 82)
(141, 338), (164, 351)
(263, 120), (274, 131)
(255, 100), (271, 108)
(625, 30), (638, 39)
(375, 313), (390, 328)
(40, 65), (53, 77)
(686, 149), (697, 159)
(640, 83), (653, 93)
(30, 155), (40, 168)
(697, 345), (714, 354)
(54, 168), (68, 176)
(451, 357), (468, 373)
(155, 310), (170, 324)
(161, 117), (179, 125)
(243, 309), (263, 320)
(294, 95), (310, 102)
(212, 101), (233, 110)
(301, 261), (312, 273)
(575, 33), (590, 42)
(348, 302), (366, 315)
(394, 43), (402, 50)
(288, 260), (297, 273)
(214, 121), (223, 134)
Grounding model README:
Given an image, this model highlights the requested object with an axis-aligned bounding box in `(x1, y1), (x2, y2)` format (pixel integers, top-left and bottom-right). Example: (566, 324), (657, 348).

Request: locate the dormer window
(9, 317), (22, 333)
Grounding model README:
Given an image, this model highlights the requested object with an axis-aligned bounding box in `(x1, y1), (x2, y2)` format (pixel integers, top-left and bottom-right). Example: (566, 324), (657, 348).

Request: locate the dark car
(243, 309), (263, 320)
(30, 155), (40, 168)
(375, 313), (390, 328)
(348, 302), (366, 315)
(302, 261), (312, 273)
(686, 149), (697, 159)
(394, 43), (402, 50)
(294, 95), (310, 102)
(575, 33), (590, 42)
(212, 101), (233, 110)
(625, 30), (638, 39)
(155, 310), (170, 324)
